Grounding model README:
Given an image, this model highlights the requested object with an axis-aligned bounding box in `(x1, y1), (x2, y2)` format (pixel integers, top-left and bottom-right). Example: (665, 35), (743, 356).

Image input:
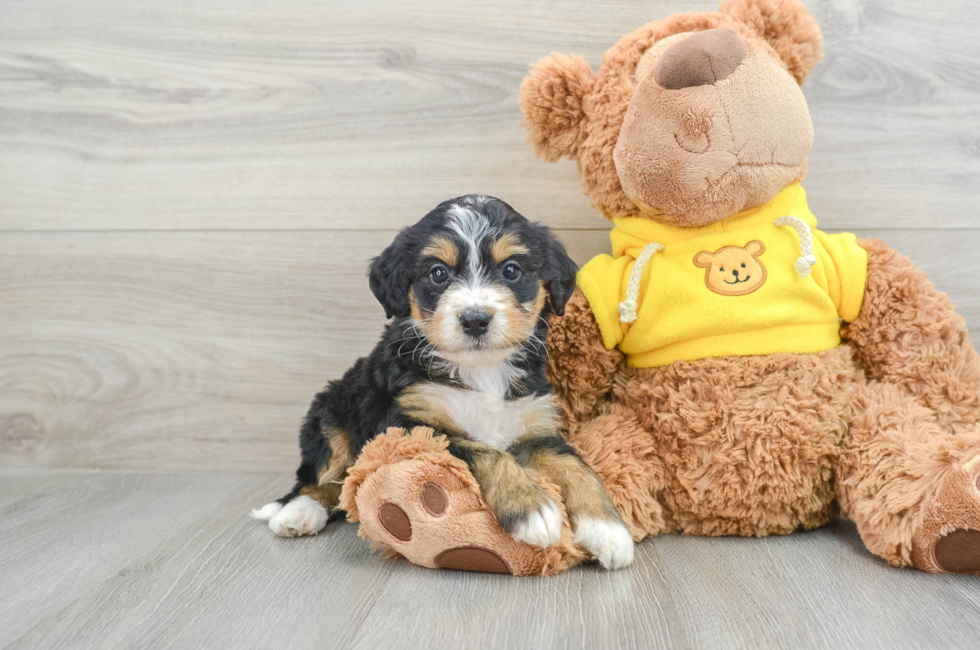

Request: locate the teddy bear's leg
(838, 382), (980, 573)
(547, 288), (625, 427)
(567, 405), (671, 540)
(339, 427), (588, 576)
(844, 239), (980, 432)
(841, 239), (980, 572)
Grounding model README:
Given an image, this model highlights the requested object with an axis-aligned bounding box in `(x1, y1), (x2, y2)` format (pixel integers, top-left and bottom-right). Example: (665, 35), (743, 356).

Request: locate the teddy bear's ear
(720, 0), (823, 84)
(745, 240), (766, 256)
(519, 53), (597, 162)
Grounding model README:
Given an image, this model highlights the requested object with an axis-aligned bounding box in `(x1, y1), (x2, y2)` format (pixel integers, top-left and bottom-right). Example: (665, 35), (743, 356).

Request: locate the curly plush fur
(720, 0), (823, 83)
(340, 0), (980, 575)
(521, 54), (596, 163)
(343, 426), (588, 575)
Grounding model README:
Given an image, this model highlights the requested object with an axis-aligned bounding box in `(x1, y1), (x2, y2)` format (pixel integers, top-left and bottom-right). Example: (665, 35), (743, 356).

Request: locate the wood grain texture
(2, 1), (979, 646)
(1, 469), (978, 650)
(0, 229), (602, 471)
(0, 0), (978, 231)
(1, 228), (976, 472)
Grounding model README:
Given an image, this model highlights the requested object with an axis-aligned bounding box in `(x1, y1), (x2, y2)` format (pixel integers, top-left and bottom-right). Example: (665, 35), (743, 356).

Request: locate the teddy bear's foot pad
(376, 484), (450, 542)
(342, 427), (589, 576)
(351, 457), (549, 575)
(912, 455), (980, 574)
(378, 495), (512, 572)
(434, 546), (512, 574)
(933, 529), (980, 574)
(378, 502), (413, 541)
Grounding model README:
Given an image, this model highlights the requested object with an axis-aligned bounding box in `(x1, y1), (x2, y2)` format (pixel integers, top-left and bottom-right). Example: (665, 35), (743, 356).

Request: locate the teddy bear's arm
(546, 288), (624, 427)
(843, 238), (980, 430)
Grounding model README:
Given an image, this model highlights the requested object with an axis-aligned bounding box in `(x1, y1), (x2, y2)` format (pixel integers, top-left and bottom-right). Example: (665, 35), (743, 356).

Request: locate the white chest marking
(402, 381), (558, 450)
(454, 361), (524, 397)
(436, 386), (556, 450)
(401, 356), (559, 449)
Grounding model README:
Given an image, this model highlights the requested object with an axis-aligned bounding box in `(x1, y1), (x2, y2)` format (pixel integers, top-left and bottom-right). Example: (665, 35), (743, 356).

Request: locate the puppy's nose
(459, 310), (491, 337)
(654, 28), (747, 90)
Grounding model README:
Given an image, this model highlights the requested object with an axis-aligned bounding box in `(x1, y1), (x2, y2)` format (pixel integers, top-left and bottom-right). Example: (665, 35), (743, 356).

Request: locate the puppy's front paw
(573, 516), (634, 570)
(506, 498), (563, 548)
(268, 495), (328, 537)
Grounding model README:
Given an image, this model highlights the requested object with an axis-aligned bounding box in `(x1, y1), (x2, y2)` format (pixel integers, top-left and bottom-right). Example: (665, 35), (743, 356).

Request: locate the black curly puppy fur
(252, 195), (625, 553)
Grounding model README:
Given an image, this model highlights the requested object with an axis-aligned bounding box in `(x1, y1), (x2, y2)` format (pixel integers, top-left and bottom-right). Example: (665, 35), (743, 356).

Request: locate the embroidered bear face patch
(693, 241), (767, 296)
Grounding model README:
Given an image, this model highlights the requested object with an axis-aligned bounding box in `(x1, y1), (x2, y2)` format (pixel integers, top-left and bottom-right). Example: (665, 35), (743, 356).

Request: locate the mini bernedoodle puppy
(252, 195), (634, 570)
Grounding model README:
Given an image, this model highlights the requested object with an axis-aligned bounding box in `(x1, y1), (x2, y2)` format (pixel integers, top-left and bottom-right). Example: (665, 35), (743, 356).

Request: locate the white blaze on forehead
(459, 194), (491, 207)
(434, 201), (525, 366)
(447, 203), (496, 282)
(444, 202), (506, 325)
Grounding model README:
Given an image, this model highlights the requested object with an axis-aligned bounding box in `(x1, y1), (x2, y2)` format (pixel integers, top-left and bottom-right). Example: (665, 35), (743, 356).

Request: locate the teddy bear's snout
(655, 28), (747, 90)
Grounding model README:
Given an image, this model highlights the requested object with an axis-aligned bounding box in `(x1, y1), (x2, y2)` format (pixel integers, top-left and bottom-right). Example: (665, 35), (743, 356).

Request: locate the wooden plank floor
(1, 469), (979, 650)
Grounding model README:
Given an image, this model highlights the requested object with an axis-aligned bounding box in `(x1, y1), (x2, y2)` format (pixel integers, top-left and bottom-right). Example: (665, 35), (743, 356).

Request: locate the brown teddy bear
(339, 0), (980, 575)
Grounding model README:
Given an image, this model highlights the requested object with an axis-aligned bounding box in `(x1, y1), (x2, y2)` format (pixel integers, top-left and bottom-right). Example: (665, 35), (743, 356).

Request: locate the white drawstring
(619, 242), (663, 323)
(774, 216), (817, 277)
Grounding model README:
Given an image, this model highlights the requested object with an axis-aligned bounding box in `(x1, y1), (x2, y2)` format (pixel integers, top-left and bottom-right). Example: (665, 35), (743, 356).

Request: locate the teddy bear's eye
(741, 263), (746, 268)
(719, 267), (725, 272)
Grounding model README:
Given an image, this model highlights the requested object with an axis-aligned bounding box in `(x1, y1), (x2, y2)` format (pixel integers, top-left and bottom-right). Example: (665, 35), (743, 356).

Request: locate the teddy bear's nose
(654, 28), (748, 90)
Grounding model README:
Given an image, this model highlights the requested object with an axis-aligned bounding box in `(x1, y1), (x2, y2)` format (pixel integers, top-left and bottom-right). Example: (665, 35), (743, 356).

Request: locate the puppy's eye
(429, 265), (449, 284)
(502, 262), (522, 281)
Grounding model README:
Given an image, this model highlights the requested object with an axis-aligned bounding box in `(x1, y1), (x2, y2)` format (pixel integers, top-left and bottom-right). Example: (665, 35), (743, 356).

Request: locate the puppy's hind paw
(268, 496), (328, 537)
(573, 516), (635, 570)
(250, 501), (283, 521)
(509, 499), (563, 548)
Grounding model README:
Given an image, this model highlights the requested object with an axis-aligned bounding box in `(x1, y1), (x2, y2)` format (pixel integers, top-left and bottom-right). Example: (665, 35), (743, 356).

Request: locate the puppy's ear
(368, 230), (415, 319)
(539, 229), (579, 316)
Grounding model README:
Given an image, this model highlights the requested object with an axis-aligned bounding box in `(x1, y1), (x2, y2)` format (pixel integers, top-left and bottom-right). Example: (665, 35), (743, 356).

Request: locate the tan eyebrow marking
(491, 233), (530, 264)
(422, 235), (459, 267)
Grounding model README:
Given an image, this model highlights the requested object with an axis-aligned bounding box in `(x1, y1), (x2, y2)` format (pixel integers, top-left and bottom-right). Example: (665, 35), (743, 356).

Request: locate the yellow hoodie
(576, 184), (868, 368)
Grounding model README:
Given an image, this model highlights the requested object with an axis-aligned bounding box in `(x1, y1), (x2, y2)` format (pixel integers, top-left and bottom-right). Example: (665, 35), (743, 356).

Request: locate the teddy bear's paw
(912, 454), (980, 574)
(507, 499), (563, 548)
(266, 496), (329, 537)
(932, 529), (980, 574)
(352, 458), (558, 575)
(572, 516), (635, 570)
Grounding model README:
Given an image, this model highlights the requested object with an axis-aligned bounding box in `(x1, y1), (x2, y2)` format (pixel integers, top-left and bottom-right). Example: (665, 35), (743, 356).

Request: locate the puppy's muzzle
(459, 310), (492, 338)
